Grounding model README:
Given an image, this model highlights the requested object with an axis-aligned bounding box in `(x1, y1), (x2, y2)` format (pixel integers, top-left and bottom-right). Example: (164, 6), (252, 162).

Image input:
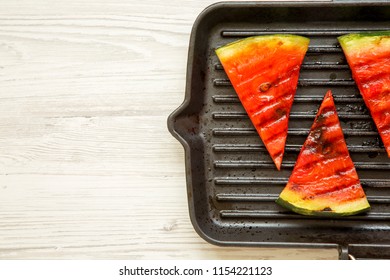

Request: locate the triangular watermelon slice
(339, 32), (390, 157)
(216, 35), (309, 170)
(276, 90), (370, 216)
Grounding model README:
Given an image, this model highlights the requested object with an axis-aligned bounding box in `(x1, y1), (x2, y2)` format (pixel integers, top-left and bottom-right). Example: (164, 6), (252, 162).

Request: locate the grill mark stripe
(363, 92), (390, 118)
(296, 138), (347, 169)
(294, 177), (360, 197)
(378, 122), (390, 134)
(309, 183), (363, 203)
(260, 125), (286, 144)
(236, 63), (299, 97)
(351, 54), (390, 69)
(359, 71), (390, 88)
(313, 105), (335, 116)
(255, 114), (288, 140)
(246, 92), (292, 124)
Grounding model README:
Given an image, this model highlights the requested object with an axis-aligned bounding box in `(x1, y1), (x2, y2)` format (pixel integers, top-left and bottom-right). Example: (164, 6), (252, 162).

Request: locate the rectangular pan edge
(167, 1), (390, 259)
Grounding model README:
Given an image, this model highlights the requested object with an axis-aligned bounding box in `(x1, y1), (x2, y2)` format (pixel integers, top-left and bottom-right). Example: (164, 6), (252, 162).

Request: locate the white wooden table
(0, 0), (338, 259)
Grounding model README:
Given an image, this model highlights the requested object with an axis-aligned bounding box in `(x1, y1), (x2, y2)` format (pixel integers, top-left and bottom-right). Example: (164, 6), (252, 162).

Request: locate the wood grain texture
(0, 0), (338, 259)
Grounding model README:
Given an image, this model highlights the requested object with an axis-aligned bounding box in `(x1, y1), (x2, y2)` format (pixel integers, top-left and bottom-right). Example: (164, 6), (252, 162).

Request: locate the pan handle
(339, 245), (357, 260)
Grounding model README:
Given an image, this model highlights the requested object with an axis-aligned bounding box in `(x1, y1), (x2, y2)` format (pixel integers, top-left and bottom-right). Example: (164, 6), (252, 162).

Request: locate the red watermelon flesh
(215, 35), (309, 170)
(276, 90), (370, 216)
(339, 32), (390, 157)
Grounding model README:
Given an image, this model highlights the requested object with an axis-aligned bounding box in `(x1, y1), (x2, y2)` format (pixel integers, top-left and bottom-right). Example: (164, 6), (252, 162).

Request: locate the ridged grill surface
(168, 2), (390, 259)
(211, 29), (390, 217)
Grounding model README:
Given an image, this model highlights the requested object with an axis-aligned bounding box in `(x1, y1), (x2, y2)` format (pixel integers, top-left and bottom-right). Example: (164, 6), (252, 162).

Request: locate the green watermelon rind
(275, 197), (371, 217)
(337, 30), (390, 40)
(215, 34), (310, 56)
(338, 31), (390, 46)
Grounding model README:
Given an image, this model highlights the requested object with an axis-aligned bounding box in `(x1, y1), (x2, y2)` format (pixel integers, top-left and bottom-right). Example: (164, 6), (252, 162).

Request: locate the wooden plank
(0, 0), (337, 259)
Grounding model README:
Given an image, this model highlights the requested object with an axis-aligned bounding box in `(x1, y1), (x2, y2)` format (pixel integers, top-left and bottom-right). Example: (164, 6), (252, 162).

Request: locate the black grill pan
(168, 1), (390, 259)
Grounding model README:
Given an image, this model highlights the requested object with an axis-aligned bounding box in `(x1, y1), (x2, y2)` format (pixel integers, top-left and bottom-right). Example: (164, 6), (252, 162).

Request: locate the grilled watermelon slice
(216, 35), (309, 170)
(339, 32), (390, 157)
(276, 90), (370, 216)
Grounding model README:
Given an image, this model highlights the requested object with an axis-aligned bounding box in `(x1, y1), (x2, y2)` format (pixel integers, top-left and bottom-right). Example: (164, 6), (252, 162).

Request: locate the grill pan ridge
(168, 1), (390, 259)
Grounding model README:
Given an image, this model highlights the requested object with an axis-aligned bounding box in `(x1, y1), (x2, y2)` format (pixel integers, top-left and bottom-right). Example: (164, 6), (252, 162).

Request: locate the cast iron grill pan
(168, 1), (390, 259)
